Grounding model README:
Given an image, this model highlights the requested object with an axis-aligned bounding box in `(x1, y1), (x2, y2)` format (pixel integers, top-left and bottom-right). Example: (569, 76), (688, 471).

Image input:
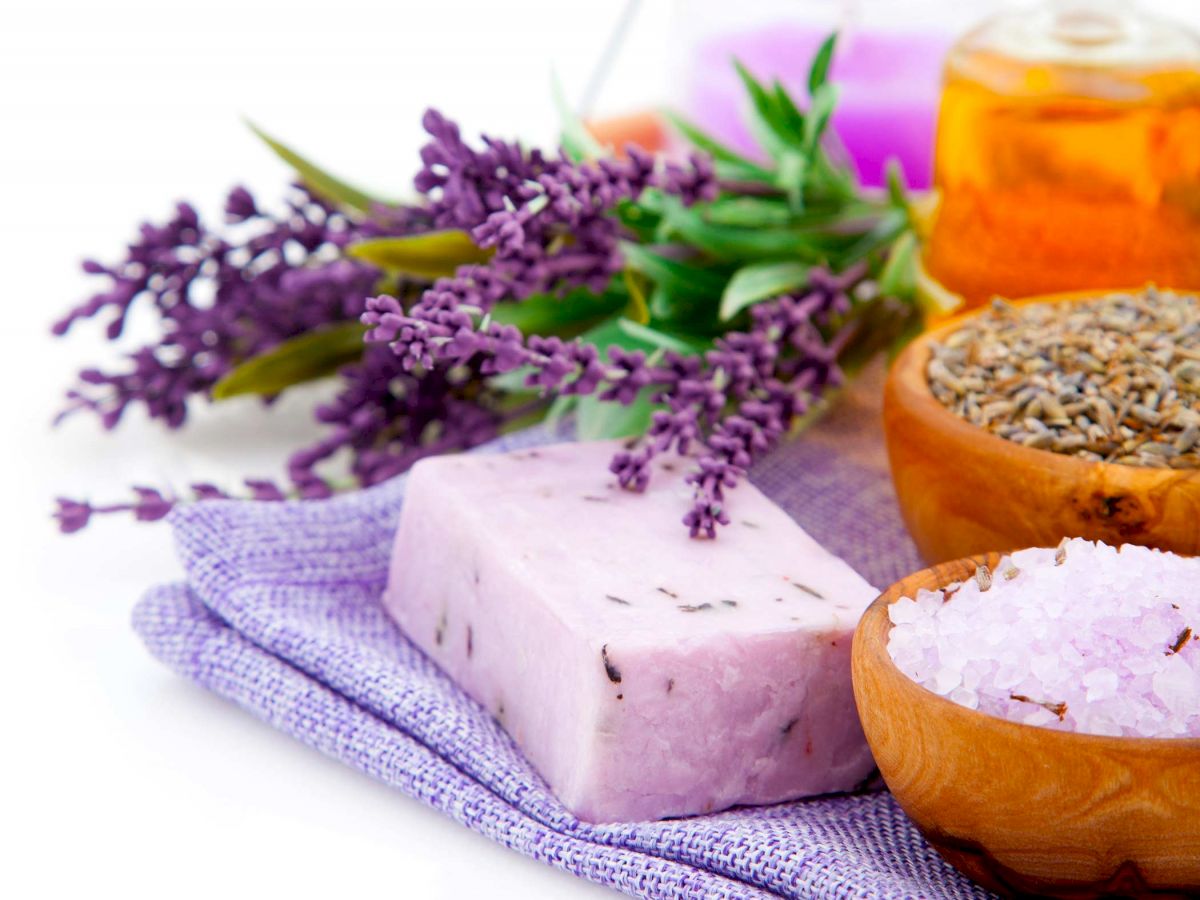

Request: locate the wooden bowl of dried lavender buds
(883, 288), (1200, 564)
(852, 553), (1200, 898)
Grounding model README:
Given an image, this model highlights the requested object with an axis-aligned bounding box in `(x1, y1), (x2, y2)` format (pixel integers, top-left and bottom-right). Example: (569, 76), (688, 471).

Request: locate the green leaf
(840, 209), (910, 265)
(212, 322), (367, 399)
(662, 109), (774, 180)
(702, 196), (794, 227)
(570, 314), (680, 440)
(713, 159), (780, 185)
(614, 197), (662, 242)
(720, 261), (811, 320)
(623, 269), (651, 324)
(770, 81), (808, 145)
(247, 122), (383, 212)
(776, 150), (809, 211)
(647, 286), (723, 334)
(575, 389), (657, 441)
(802, 84), (838, 159)
(878, 230), (918, 300)
(553, 74), (605, 162)
(544, 393), (578, 425)
(808, 151), (860, 204)
(659, 202), (826, 261)
(619, 242), (729, 298)
(346, 231), (490, 280)
(577, 317), (643, 357)
(886, 158), (910, 210)
(733, 60), (796, 161)
(808, 33), (838, 95)
(616, 318), (711, 355)
(486, 366), (540, 394)
(578, 316), (660, 354)
(488, 285), (626, 336)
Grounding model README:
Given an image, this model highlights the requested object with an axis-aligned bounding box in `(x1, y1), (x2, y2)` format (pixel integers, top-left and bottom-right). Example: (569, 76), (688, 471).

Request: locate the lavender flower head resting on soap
(365, 265), (855, 537)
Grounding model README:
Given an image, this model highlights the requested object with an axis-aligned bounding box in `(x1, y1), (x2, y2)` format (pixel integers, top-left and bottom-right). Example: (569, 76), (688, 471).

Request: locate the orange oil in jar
(923, 3), (1200, 309)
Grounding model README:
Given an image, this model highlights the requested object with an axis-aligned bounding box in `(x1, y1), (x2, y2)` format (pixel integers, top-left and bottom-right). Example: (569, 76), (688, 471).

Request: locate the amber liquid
(924, 47), (1200, 309)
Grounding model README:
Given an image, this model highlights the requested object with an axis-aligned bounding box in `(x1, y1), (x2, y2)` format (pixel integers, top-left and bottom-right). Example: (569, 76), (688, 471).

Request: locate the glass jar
(923, 0), (1200, 308)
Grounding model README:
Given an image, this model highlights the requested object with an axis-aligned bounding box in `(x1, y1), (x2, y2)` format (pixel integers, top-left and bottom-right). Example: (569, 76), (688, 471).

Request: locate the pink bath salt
(888, 539), (1200, 738)
(383, 441), (879, 822)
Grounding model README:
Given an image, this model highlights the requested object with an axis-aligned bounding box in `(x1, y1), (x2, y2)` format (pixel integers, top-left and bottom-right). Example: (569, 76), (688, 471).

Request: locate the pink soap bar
(383, 441), (878, 822)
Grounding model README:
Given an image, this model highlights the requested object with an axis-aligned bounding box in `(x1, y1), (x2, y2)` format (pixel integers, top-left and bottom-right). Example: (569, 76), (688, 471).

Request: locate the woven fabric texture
(133, 369), (994, 899)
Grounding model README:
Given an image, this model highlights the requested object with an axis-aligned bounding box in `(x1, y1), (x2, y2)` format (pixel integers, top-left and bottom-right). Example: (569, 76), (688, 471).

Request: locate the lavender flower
(52, 180), (511, 530)
(54, 185), (404, 429)
(376, 117), (717, 372)
(55, 65), (913, 537)
(368, 260), (861, 537)
(364, 107), (861, 537)
(53, 484), (199, 531)
(287, 345), (506, 491)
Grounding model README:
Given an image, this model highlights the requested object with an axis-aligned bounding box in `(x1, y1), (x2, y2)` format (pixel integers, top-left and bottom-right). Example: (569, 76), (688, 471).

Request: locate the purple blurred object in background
(670, 0), (1004, 189)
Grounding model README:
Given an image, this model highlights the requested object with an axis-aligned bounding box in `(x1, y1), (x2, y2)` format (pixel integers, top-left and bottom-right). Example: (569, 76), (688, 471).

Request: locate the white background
(6, 1), (1200, 898)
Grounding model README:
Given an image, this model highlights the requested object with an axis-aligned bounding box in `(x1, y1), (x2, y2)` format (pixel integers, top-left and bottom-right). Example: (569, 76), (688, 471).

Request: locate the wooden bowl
(883, 293), (1200, 564)
(851, 555), (1200, 898)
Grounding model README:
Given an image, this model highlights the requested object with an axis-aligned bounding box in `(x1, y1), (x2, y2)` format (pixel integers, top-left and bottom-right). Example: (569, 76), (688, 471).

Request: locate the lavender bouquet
(54, 37), (919, 537)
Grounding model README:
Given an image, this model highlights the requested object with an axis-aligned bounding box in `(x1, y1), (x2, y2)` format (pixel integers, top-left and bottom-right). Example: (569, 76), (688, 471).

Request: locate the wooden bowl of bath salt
(883, 289), (1200, 564)
(851, 553), (1200, 898)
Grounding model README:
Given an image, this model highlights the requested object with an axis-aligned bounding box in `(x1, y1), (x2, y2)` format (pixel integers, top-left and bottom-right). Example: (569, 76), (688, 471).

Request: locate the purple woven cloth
(133, 370), (994, 899)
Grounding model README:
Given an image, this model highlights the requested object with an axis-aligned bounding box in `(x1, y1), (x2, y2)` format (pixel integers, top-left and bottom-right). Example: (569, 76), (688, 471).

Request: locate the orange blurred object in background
(587, 111), (669, 155)
(923, 1), (1200, 309)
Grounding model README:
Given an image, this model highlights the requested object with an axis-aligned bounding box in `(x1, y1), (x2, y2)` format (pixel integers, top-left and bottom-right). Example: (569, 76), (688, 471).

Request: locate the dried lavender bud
(601, 644), (622, 683)
(975, 565), (992, 592)
(1168, 627), (1193, 655)
(792, 582), (825, 599)
(927, 290), (1200, 469)
(1011, 693), (1068, 721)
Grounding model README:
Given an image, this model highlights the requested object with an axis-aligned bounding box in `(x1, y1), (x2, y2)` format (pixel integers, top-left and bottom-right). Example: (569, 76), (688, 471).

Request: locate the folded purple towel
(133, 379), (993, 899)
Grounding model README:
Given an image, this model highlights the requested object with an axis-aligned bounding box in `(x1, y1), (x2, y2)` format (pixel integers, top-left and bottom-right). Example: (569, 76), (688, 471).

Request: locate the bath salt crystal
(1083, 668), (1119, 703)
(1154, 656), (1200, 719)
(886, 538), (1200, 738)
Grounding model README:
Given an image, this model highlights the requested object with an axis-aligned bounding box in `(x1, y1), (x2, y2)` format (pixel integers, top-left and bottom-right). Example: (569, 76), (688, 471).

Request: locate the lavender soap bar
(383, 442), (878, 822)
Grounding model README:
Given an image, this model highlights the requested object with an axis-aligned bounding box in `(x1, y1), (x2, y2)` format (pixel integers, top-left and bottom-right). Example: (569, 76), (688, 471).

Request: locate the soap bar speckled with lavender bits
(383, 441), (879, 822)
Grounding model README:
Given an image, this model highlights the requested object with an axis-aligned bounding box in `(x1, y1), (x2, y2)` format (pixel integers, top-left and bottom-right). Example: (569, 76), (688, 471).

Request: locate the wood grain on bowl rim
(851, 555), (1200, 898)
(883, 291), (1200, 564)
